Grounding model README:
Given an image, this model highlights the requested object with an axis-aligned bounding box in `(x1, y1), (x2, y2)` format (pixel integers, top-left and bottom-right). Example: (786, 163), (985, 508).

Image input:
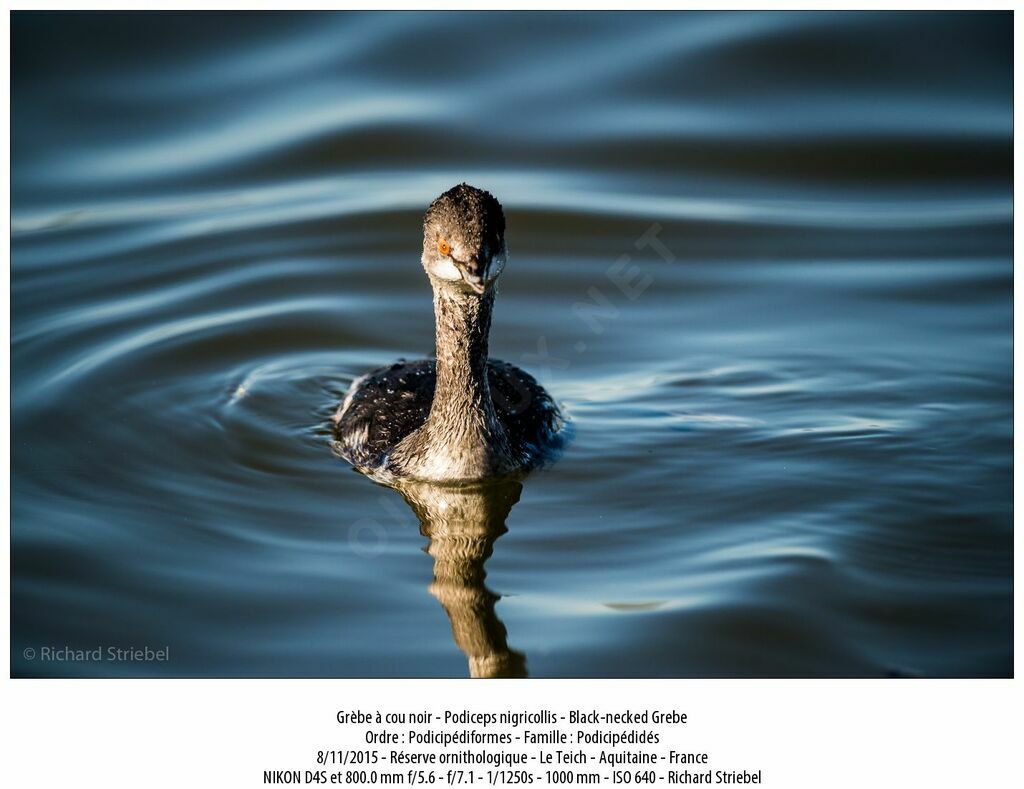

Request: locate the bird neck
(429, 283), (498, 426)
(392, 280), (514, 482)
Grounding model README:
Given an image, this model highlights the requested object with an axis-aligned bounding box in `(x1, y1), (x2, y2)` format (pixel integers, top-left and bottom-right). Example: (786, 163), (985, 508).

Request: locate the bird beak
(460, 269), (486, 294)
(456, 257), (487, 294)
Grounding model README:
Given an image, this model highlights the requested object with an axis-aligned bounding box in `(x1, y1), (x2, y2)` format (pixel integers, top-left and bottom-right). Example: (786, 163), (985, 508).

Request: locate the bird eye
(437, 238), (451, 256)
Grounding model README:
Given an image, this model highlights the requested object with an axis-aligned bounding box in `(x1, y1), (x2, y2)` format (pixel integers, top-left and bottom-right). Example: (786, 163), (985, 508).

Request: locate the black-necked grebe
(332, 184), (564, 482)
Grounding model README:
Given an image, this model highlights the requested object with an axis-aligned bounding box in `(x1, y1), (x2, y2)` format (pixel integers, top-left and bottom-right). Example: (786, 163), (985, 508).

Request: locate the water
(11, 11), (1011, 677)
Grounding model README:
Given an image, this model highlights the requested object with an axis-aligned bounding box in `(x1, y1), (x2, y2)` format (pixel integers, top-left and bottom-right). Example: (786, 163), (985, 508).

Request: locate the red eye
(437, 238), (451, 256)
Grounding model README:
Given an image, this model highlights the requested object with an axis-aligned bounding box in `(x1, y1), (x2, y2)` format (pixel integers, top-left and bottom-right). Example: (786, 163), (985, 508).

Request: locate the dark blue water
(11, 11), (1012, 677)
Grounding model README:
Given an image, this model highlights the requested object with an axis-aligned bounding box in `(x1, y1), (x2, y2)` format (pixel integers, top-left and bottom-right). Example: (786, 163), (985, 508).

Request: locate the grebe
(332, 184), (564, 482)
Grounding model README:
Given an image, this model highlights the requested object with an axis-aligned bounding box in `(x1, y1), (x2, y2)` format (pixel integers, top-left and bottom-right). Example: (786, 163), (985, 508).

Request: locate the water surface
(11, 11), (1012, 677)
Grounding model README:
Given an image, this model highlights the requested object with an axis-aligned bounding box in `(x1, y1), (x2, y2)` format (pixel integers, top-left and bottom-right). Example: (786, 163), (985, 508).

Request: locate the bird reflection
(394, 478), (527, 678)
